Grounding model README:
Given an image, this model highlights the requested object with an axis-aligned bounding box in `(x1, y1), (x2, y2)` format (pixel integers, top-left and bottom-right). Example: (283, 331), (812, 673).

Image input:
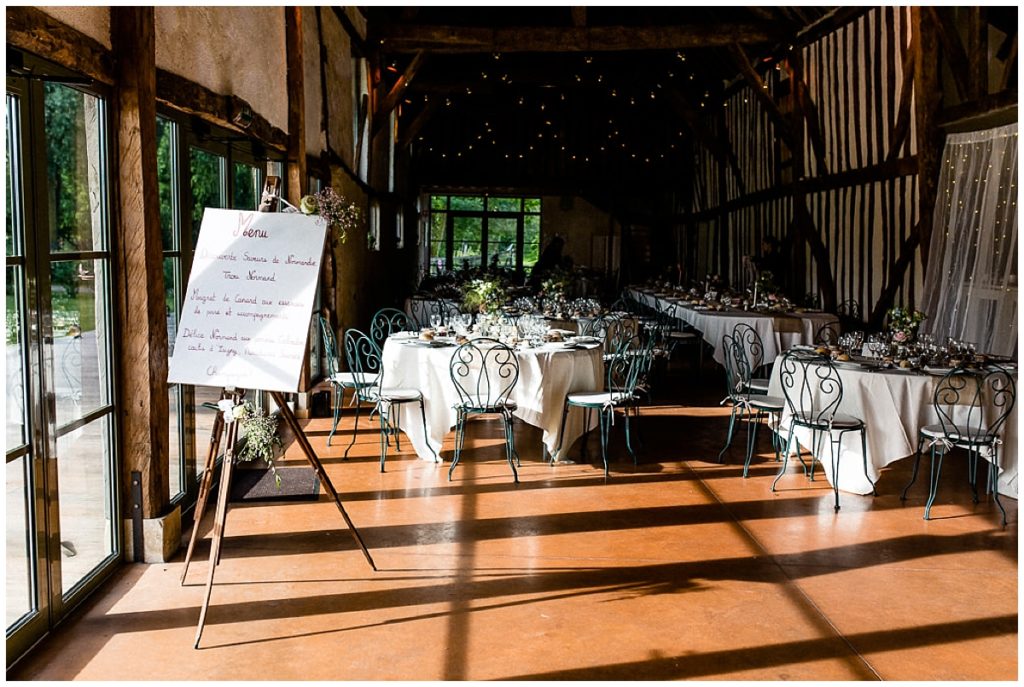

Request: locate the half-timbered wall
(694, 7), (924, 317)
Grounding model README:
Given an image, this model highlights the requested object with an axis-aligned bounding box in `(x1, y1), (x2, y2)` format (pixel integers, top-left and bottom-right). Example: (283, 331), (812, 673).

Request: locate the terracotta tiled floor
(10, 368), (1017, 680)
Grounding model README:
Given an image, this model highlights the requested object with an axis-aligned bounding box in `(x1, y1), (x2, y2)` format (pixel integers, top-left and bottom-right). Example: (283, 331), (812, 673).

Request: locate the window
(157, 111), (275, 504)
(353, 57), (369, 182)
(368, 200), (381, 251)
(427, 194), (542, 275)
(395, 207), (405, 250)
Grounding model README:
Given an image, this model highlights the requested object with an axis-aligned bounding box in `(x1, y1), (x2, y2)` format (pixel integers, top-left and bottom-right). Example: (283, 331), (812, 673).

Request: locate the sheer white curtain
(921, 123), (1017, 357)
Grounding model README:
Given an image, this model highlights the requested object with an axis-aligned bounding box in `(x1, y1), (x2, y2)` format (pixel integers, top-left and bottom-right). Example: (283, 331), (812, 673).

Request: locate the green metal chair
(554, 335), (654, 478)
(318, 315), (378, 448)
(369, 307), (416, 349)
(732, 322), (769, 394)
(901, 365), (1014, 525)
(772, 349), (872, 511)
(719, 333), (785, 476)
(343, 328), (436, 470)
(448, 338), (521, 483)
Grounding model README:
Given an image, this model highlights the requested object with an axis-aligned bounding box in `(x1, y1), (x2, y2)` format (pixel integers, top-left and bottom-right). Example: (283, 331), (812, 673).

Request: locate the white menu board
(167, 208), (328, 392)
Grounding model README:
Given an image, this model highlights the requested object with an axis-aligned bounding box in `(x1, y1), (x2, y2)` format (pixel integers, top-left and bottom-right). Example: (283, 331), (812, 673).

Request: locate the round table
(381, 335), (604, 461)
(767, 357), (1018, 497)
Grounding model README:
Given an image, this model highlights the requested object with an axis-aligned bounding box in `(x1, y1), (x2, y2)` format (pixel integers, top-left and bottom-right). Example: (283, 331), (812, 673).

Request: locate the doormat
(230, 466), (321, 502)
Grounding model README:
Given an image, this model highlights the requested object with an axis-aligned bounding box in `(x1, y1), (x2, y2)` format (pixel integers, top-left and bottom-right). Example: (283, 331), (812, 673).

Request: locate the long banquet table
(626, 287), (838, 366)
(380, 335), (604, 461)
(766, 356), (1018, 499)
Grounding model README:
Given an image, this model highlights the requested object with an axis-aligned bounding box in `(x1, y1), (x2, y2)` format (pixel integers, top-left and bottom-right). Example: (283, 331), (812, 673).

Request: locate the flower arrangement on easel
(299, 188), (361, 243)
(233, 402), (284, 487)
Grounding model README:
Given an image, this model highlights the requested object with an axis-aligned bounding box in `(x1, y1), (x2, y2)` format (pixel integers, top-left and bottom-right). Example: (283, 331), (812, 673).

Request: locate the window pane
(164, 256), (179, 354)
(488, 217), (517, 269)
(168, 384), (182, 500)
(192, 387), (221, 479)
(6, 94), (23, 257)
(487, 197), (520, 212)
(156, 117), (177, 250)
(190, 148), (225, 247)
(430, 242), (447, 275)
(452, 215), (483, 271)
(430, 195), (447, 210)
(449, 195), (484, 211)
(430, 212), (446, 243)
(44, 84), (106, 254)
(524, 198), (541, 213)
(57, 414), (115, 594)
(6, 267), (27, 448)
(232, 162), (258, 211)
(50, 259), (111, 428)
(6, 455), (35, 627)
(523, 214), (541, 270)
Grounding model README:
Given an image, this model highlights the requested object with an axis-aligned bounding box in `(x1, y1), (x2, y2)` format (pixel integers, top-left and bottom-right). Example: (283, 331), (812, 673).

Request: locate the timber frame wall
(5, 6), (422, 526)
(688, 6), (1017, 328)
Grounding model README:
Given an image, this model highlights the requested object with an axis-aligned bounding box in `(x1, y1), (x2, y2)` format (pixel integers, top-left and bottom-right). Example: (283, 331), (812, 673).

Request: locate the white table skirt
(381, 338), (604, 461)
(626, 287), (838, 366)
(766, 357), (1018, 498)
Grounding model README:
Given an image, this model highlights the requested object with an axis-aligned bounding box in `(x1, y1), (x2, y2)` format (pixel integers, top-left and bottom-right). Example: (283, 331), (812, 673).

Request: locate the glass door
(6, 70), (120, 664)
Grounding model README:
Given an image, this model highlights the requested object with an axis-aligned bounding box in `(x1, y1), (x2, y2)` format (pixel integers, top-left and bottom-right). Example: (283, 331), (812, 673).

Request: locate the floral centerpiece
(886, 306), (927, 343)
(462, 277), (508, 315)
(299, 187), (361, 243)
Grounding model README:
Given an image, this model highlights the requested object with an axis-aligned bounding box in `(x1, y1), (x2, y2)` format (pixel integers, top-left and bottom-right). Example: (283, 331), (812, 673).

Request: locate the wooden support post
(110, 7), (169, 520)
(912, 6), (943, 269)
(285, 6), (307, 206)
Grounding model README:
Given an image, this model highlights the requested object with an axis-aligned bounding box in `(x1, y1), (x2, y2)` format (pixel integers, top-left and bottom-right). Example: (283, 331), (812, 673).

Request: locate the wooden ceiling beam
(727, 43), (797, 150)
(377, 23), (786, 53)
(398, 97), (440, 150)
(371, 50), (427, 136)
(571, 7), (587, 28)
(927, 6), (971, 102)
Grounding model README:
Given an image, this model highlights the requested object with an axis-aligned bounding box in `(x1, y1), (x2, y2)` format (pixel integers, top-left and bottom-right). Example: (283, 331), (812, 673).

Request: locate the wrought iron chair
(773, 349), (873, 511)
(732, 322), (769, 394)
(417, 298), (461, 329)
(813, 321), (841, 346)
(343, 329), (436, 470)
(448, 338), (521, 482)
(369, 307), (416, 349)
(318, 315), (379, 447)
(900, 365), (1015, 525)
(554, 335), (653, 478)
(718, 333), (786, 472)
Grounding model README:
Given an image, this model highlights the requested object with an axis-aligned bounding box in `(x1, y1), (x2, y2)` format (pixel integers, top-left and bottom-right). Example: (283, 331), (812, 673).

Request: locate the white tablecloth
(627, 287), (838, 366)
(381, 337), (604, 461)
(766, 358), (1018, 498)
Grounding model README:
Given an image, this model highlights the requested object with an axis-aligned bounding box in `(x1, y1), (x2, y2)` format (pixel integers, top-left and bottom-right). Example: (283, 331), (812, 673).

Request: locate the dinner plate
(391, 331), (418, 340)
(923, 366), (952, 376)
(832, 360), (864, 370)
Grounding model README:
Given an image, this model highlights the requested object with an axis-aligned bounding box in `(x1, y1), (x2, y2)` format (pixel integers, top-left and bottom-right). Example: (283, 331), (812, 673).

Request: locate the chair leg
(829, 434), (841, 512)
(554, 400), (570, 463)
(599, 409), (610, 479)
(393, 407), (402, 452)
(901, 435), (926, 501)
(924, 445), (944, 520)
(773, 428), (795, 492)
(967, 447), (979, 504)
(718, 404), (738, 463)
(419, 399), (438, 463)
(508, 414), (521, 467)
(378, 405), (389, 473)
(990, 445), (1006, 527)
(503, 412), (519, 483)
(449, 410), (464, 481)
(328, 385), (342, 447)
(860, 429), (876, 495)
(623, 406), (637, 466)
(808, 428), (819, 481)
(344, 396), (362, 460)
(743, 409), (761, 478)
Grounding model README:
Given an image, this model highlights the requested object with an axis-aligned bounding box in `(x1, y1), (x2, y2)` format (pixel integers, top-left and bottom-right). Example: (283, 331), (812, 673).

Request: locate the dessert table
(380, 335), (604, 461)
(766, 356), (1018, 498)
(626, 286), (838, 366)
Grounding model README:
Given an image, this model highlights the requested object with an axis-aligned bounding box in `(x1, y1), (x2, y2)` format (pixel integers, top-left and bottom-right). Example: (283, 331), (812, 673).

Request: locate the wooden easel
(180, 387), (376, 647)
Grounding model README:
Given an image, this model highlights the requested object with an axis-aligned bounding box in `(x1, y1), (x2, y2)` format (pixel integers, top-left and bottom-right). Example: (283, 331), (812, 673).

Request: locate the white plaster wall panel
(303, 9), (324, 157)
(541, 196), (616, 269)
(322, 11), (355, 169)
(39, 6), (111, 49)
(154, 7), (288, 132)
